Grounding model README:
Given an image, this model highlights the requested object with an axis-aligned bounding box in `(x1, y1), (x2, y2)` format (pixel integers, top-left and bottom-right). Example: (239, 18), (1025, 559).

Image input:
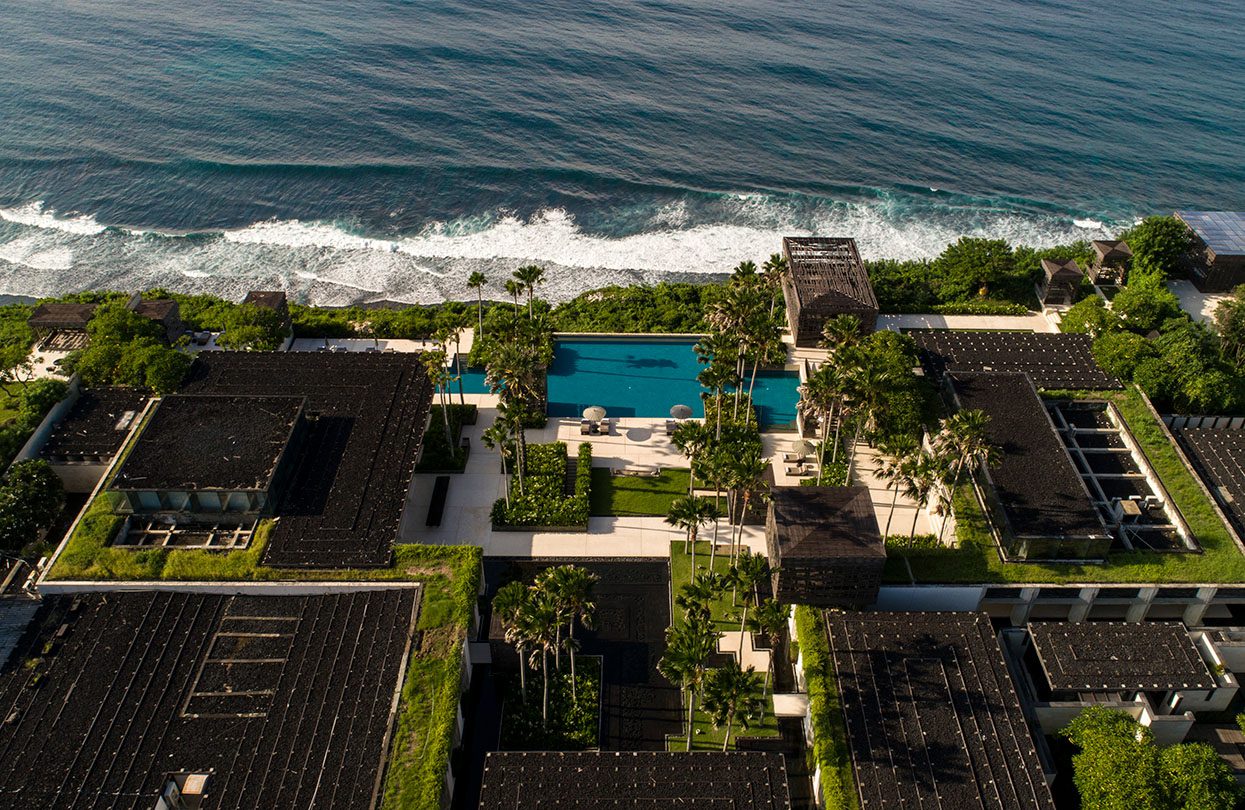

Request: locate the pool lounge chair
(782, 452), (803, 464)
(665, 420), (678, 435)
(580, 420), (592, 435)
(598, 418), (611, 434)
(785, 465), (807, 476)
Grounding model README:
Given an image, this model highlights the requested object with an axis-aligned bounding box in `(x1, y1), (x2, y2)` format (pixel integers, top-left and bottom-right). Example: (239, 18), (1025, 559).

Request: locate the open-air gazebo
(765, 485), (884, 608)
(1090, 240), (1132, 285)
(28, 302), (98, 350)
(780, 237), (878, 348)
(1038, 258), (1084, 308)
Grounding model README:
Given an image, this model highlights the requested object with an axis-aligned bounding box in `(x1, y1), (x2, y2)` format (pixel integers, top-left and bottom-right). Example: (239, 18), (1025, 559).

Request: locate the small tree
(702, 661), (764, 751)
(931, 237), (1017, 301)
(747, 598), (787, 710)
(216, 303), (286, 350)
(665, 495), (719, 570)
(1120, 215), (1195, 282)
(1214, 285), (1245, 371)
(1112, 283), (1182, 333)
(467, 271), (488, 336)
(0, 459), (64, 553)
(658, 618), (718, 751)
(493, 581), (532, 703)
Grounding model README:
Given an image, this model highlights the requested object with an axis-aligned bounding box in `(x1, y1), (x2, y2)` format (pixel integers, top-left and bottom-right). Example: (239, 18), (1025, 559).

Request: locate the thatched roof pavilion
(781, 237), (878, 348)
(1090, 240), (1132, 285)
(1038, 258), (1084, 307)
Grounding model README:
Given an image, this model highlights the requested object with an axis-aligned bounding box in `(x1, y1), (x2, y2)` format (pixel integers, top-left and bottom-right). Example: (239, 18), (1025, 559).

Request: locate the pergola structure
(1090, 239), (1132, 285)
(1038, 257), (1084, 308)
(765, 485), (884, 608)
(27, 302), (98, 350)
(780, 237), (878, 347)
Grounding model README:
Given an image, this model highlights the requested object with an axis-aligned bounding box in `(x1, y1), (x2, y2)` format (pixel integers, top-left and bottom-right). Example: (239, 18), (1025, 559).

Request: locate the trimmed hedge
(491, 442), (592, 528)
(794, 605), (859, 810)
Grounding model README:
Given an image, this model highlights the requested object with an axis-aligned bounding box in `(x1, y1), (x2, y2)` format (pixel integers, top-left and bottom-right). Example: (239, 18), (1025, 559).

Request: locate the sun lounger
(782, 452), (803, 464)
(598, 418), (611, 434)
(785, 465), (807, 476)
(665, 420), (677, 435)
(580, 420), (592, 435)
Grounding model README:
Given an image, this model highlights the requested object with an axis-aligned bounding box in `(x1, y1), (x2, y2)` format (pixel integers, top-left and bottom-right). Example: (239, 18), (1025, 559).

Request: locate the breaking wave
(0, 190), (1120, 306)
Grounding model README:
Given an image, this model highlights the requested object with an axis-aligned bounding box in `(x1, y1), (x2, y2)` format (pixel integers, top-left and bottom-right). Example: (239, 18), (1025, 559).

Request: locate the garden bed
(499, 656), (602, 750)
(416, 403), (477, 473)
(491, 442), (592, 530)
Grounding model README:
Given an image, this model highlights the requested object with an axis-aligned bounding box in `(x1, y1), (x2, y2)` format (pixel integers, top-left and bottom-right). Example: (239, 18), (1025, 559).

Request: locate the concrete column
(1128, 588), (1158, 623)
(1183, 588), (1215, 627)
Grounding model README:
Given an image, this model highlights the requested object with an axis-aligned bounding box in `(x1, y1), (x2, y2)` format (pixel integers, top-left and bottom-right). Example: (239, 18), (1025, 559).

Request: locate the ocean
(1, 0), (1243, 305)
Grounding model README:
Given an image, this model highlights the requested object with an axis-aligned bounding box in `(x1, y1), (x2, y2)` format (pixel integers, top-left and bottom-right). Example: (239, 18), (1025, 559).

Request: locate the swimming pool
(545, 337), (799, 429)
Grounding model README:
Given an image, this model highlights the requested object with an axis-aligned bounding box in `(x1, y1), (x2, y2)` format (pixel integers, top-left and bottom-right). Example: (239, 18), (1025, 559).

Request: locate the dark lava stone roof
(1173, 427), (1245, 540)
(132, 298), (178, 321)
(827, 612), (1055, 810)
(0, 589), (420, 810)
(28, 301), (97, 329)
(178, 352), (433, 568)
(912, 330), (1121, 391)
(242, 290), (288, 310)
(769, 486), (884, 560)
(949, 373), (1107, 539)
(1092, 240), (1133, 261)
(40, 387), (149, 461)
(1041, 257), (1083, 282)
(1029, 621), (1215, 691)
(782, 236), (878, 310)
(111, 394), (303, 491)
(478, 751), (792, 809)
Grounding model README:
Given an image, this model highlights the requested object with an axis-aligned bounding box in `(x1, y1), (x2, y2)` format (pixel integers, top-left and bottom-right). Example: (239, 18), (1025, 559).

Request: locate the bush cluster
(499, 657), (601, 750)
(416, 404), (477, 472)
(793, 606), (858, 809)
(0, 459), (64, 554)
(549, 283), (719, 333)
(0, 379), (69, 467)
(492, 442), (592, 528)
(66, 302), (189, 394)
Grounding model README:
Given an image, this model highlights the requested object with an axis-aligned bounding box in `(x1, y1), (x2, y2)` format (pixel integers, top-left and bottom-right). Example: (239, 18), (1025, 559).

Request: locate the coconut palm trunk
(541, 647), (549, 727)
(686, 680), (697, 751)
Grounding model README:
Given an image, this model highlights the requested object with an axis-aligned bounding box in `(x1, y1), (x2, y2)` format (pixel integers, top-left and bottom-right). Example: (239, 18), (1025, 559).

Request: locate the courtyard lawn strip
(888, 386), (1245, 584)
(667, 540), (780, 750)
(589, 467), (691, 516)
(794, 605), (859, 810)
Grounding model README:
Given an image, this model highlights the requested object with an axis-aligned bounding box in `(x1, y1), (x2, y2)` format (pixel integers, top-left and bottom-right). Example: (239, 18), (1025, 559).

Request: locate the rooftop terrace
(0, 589), (420, 809)
(179, 352), (433, 568)
(913, 330), (1121, 390)
(112, 394), (304, 492)
(40, 387), (148, 463)
(1029, 620), (1214, 692)
(826, 612), (1054, 810)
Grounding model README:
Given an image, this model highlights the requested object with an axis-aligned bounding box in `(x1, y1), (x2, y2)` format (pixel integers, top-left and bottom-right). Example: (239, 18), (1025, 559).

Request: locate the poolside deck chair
(580, 420), (592, 435)
(665, 420), (678, 435)
(782, 452), (803, 464)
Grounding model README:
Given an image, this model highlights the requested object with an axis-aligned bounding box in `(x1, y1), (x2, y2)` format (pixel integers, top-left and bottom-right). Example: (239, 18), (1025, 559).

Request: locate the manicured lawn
(888, 386), (1245, 584)
(589, 467), (691, 516)
(668, 540), (779, 749)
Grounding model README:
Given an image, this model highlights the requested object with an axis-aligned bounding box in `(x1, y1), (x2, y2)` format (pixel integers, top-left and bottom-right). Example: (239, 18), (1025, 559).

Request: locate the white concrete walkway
(850, 444), (949, 541)
(1169, 280), (1231, 324)
(876, 312), (1059, 333)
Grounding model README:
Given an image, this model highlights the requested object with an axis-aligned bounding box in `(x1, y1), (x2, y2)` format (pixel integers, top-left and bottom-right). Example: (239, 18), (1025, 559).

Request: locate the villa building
(1176, 210), (1245, 292)
(1037, 257), (1084, 308)
(780, 237), (878, 347)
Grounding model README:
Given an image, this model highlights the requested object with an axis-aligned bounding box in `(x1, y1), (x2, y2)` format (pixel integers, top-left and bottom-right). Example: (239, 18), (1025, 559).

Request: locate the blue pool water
(546, 339), (799, 429)
(458, 365), (490, 395)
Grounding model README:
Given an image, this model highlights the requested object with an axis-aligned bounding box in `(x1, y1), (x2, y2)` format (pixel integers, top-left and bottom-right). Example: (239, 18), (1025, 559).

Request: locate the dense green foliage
(215, 303), (288, 350)
(492, 442), (592, 527)
(885, 387), (1245, 583)
(794, 606), (858, 810)
(1118, 215), (1196, 283)
(0, 304), (35, 375)
(499, 657), (601, 749)
(290, 300), (481, 339)
(0, 459), (65, 554)
(1214, 285), (1245, 372)
(416, 404), (477, 472)
(0, 379), (69, 467)
(67, 302), (190, 393)
(1062, 707), (1238, 810)
(1062, 277), (1244, 413)
(549, 283), (718, 333)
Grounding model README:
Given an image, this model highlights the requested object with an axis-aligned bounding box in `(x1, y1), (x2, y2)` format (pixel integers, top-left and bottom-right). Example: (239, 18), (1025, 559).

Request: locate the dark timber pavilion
(1176, 211), (1245, 292)
(781, 237), (878, 347)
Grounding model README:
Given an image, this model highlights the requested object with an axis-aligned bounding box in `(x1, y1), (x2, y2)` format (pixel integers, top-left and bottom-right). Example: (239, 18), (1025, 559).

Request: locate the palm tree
(933, 409), (998, 543)
(702, 661), (765, 751)
(521, 589), (561, 727)
(797, 364), (841, 482)
(841, 352), (898, 484)
(697, 362), (734, 440)
(420, 349), (454, 447)
(876, 436), (921, 539)
(730, 259), (759, 286)
(747, 598), (787, 711)
(727, 453), (769, 564)
(514, 264), (546, 317)
(480, 419), (514, 506)
(493, 581), (532, 703)
(671, 421), (711, 494)
(658, 618), (718, 751)
(760, 253), (787, 318)
(539, 565), (598, 700)
(820, 314), (862, 354)
(503, 278), (523, 315)
(665, 495), (719, 570)
(733, 549), (769, 650)
(675, 570), (721, 625)
(902, 456), (942, 544)
(467, 271), (488, 335)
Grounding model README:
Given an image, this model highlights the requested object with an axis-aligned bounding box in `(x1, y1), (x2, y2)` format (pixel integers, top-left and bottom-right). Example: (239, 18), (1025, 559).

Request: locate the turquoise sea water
(1, 0), (1243, 304)
(546, 339), (799, 429)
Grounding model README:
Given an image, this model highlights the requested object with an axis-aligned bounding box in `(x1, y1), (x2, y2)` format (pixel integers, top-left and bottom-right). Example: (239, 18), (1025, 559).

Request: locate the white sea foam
(0, 201), (108, 236)
(0, 197), (1118, 306)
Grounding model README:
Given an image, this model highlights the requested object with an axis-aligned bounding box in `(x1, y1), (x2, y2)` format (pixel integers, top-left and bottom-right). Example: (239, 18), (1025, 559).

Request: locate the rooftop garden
(793, 605), (858, 810)
(886, 386), (1245, 584)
